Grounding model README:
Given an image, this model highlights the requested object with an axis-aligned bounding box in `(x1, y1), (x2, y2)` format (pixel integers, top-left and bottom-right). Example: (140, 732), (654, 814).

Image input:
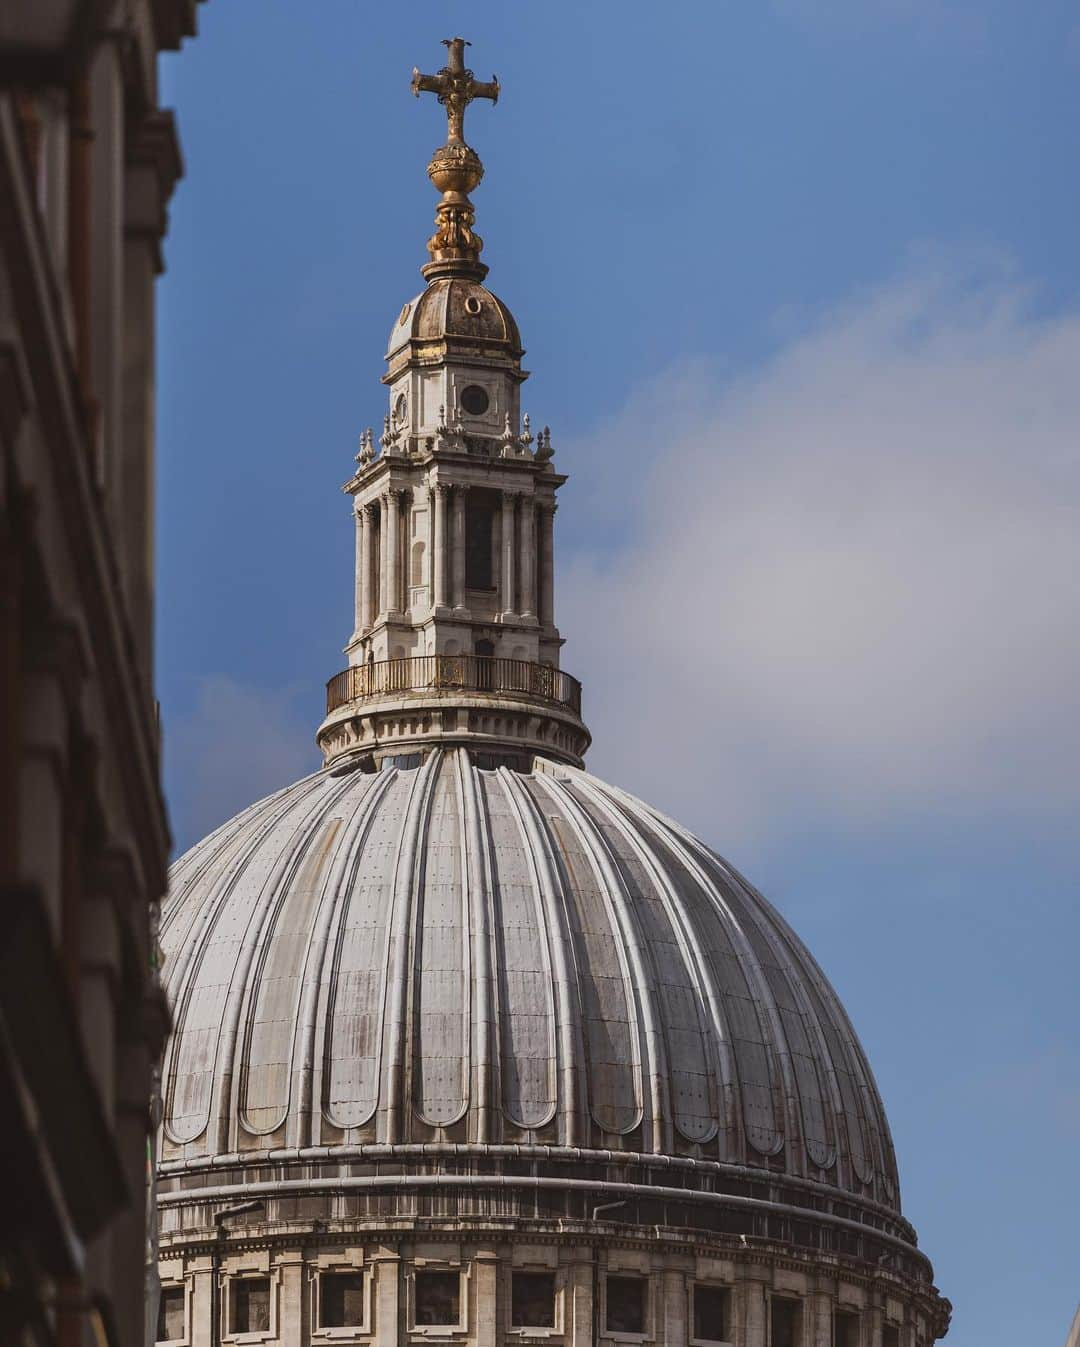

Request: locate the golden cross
(411, 37), (499, 146)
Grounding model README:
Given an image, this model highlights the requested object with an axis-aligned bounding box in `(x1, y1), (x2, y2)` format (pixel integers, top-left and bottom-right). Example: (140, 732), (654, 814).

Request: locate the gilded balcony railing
(326, 655), (583, 717)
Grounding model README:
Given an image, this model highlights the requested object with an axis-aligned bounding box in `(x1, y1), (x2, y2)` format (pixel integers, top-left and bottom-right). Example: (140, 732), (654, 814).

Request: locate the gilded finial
(411, 37), (499, 282)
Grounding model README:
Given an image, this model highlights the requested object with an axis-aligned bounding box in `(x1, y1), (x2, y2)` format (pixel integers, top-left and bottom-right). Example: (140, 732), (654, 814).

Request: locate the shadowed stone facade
(0, 4), (204, 1346)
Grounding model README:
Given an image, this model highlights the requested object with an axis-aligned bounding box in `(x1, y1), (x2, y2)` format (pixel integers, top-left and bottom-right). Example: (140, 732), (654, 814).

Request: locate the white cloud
(561, 258), (1080, 853)
(165, 675), (319, 856)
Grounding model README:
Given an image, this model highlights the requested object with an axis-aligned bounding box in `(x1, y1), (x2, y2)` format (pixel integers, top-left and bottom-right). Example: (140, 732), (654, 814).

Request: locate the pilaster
(539, 503), (556, 627)
(353, 503), (366, 637)
(500, 490), (516, 618)
(473, 1248), (498, 1347)
(519, 496), (536, 620)
(434, 482), (450, 613)
(363, 502), (377, 630)
(660, 1268), (687, 1346)
(565, 1255), (594, 1347)
(452, 485), (468, 611)
(385, 488), (403, 618)
(739, 1274), (768, 1347)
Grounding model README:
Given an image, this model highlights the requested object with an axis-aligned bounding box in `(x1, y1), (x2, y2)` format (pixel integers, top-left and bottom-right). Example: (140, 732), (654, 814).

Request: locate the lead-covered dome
(160, 748), (908, 1236)
(386, 277), (523, 364)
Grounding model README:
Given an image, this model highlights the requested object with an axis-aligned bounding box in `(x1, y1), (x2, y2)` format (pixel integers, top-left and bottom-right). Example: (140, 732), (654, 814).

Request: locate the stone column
(426, 488), (436, 606)
(354, 504), (366, 634)
(385, 490), (401, 616)
(362, 504), (377, 630)
(500, 491), (516, 617)
(539, 504), (556, 627)
(519, 498), (536, 618)
(433, 484), (449, 611)
(374, 497), (384, 616)
(452, 486), (467, 609)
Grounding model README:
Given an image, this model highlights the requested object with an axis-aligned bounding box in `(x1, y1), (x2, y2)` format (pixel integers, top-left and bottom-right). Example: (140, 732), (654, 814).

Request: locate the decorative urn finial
(411, 37), (500, 281)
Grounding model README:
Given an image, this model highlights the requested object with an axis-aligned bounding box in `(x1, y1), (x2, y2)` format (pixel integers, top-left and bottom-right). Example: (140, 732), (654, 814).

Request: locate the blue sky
(159, 4), (1080, 1341)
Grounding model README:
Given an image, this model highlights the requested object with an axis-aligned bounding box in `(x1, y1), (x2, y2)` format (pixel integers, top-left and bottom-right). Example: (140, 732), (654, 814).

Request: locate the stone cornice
(124, 108), (184, 271)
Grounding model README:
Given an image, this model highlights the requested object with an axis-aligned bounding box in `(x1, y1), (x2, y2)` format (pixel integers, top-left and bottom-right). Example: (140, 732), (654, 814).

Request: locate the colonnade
(353, 484), (556, 635)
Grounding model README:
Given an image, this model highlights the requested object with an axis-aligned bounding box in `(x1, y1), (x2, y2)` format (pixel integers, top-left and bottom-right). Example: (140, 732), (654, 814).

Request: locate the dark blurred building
(0, 4), (203, 1345)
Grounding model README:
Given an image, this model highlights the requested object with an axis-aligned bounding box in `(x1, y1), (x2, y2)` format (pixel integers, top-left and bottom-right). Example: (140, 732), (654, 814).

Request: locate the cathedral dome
(158, 749), (919, 1257)
(154, 38), (951, 1344)
(387, 277), (523, 363)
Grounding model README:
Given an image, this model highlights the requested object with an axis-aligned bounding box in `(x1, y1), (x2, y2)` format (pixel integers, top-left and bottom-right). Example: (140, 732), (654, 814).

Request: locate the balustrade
(326, 655), (582, 716)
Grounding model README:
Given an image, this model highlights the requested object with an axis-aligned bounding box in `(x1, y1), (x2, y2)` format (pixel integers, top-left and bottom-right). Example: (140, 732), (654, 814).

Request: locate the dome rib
(685, 839), (844, 1179)
(557, 773), (723, 1149)
(627, 792), (822, 1177)
(411, 752), (472, 1127)
(749, 879), (877, 1189)
(584, 784), (751, 1159)
(162, 772), (337, 1149)
(216, 772), (359, 1155)
(593, 774), (899, 1210)
(296, 767), (395, 1147)
(479, 768), (559, 1134)
(318, 767), (410, 1135)
(579, 773), (796, 1164)
(520, 769), (645, 1140)
(237, 813), (343, 1139)
(536, 773), (668, 1152)
(496, 766), (589, 1147)
(456, 748), (498, 1143)
(379, 750), (443, 1143)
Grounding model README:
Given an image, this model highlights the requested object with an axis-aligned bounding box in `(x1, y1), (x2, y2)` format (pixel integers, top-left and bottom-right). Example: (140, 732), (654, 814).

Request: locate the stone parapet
(316, 677), (590, 771)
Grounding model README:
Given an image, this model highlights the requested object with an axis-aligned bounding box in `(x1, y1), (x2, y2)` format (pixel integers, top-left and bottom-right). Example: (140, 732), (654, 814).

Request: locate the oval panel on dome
(321, 772), (414, 1130)
(481, 774), (557, 1130)
(412, 758), (470, 1126)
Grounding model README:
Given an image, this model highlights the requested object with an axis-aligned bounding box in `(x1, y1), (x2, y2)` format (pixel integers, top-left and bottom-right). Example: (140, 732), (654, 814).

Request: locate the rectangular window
(415, 1270), (460, 1326)
(320, 1272), (365, 1328)
(835, 1310), (860, 1347)
(465, 496), (494, 589)
(511, 1272), (556, 1328)
(156, 1286), (185, 1342)
(693, 1284), (731, 1341)
(231, 1278), (271, 1334)
(771, 1297), (801, 1347)
(883, 1327), (900, 1347)
(606, 1276), (646, 1334)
